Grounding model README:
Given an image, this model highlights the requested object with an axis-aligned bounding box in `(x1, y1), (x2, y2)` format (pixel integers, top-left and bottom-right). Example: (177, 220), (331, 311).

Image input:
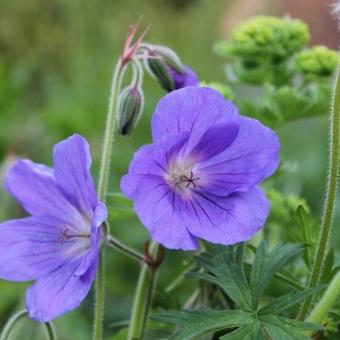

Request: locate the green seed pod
(117, 86), (144, 135)
(146, 51), (175, 92)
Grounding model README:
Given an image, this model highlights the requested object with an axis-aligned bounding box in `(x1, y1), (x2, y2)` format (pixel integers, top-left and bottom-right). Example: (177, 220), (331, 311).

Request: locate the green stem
(0, 310), (56, 340)
(97, 59), (123, 201)
(128, 242), (160, 340)
(307, 271), (340, 325)
(107, 235), (144, 262)
(93, 59), (123, 340)
(43, 322), (57, 340)
(298, 67), (340, 320)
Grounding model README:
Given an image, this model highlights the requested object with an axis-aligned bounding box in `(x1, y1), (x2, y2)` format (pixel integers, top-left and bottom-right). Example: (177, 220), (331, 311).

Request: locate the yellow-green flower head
(200, 81), (234, 100)
(218, 16), (310, 61)
(295, 46), (339, 77)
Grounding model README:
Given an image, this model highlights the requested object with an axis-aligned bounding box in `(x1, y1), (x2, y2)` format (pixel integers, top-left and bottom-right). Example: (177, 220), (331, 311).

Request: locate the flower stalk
(307, 271), (340, 325)
(107, 234), (144, 262)
(0, 310), (56, 340)
(299, 65), (340, 320)
(93, 59), (124, 340)
(127, 241), (162, 340)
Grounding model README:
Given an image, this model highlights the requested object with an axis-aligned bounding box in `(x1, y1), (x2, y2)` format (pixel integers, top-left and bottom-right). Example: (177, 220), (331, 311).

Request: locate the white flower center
(166, 158), (200, 193)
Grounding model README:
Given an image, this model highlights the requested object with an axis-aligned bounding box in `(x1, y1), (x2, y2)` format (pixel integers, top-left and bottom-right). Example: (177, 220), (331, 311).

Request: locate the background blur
(0, 0), (339, 338)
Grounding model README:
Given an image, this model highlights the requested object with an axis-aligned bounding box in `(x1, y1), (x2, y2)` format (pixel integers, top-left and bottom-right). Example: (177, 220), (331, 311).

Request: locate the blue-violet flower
(121, 87), (279, 250)
(0, 134), (107, 322)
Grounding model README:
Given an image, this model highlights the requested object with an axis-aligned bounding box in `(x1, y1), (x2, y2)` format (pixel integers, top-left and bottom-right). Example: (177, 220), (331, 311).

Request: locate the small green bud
(215, 16), (310, 62)
(200, 81), (234, 100)
(146, 51), (175, 92)
(295, 46), (339, 78)
(117, 86), (144, 135)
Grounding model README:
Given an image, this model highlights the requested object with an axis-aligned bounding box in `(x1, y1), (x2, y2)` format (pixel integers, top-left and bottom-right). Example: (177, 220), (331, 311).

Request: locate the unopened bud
(151, 45), (184, 73)
(295, 46), (339, 78)
(117, 86), (144, 135)
(146, 51), (175, 92)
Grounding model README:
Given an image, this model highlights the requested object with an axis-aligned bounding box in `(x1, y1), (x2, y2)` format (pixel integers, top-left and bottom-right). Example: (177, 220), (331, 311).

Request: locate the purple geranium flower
(169, 64), (199, 90)
(0, 134), (107, 322)
(121, 87), (279, 250)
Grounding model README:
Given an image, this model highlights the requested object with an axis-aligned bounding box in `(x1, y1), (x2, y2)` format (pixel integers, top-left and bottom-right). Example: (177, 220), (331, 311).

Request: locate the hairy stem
(93, 59), (123, 340)
(107, 234), (144, 262)
(128, 242), (160, 340)
(0, 310), (56, 340)
(307, 271), (340, 325)
(298, 66), (340, 320)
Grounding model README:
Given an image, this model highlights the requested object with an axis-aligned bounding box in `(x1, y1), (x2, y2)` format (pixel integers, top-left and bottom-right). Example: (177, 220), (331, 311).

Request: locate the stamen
(179, 171), (200, 189)
(58, 228), (90, 245)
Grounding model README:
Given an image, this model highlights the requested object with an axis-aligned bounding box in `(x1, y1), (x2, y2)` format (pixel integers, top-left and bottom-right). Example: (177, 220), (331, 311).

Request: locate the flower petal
(121, 132), (188, 198)
(5, 160), (82, 225)
(0, 217), (73, 281)
(151, 87), (239, 150)
(53, 134), (98, 219)
(124, 174), (198, 250)
(169, 64), (199, 89)
(185, 187), (270, 245)
(190, 123), (239, 162)
(75, 202), (106, 277)
(196, 116), (280, 196)
(26, 256), (98, 322)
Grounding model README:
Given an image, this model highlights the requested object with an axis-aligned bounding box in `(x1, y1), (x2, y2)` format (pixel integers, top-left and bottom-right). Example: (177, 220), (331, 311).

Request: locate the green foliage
(216, 16), (309, 62)
(153, 243), (323, 339)
(214, 16), (335, 128)
(295, 46), (339, 79)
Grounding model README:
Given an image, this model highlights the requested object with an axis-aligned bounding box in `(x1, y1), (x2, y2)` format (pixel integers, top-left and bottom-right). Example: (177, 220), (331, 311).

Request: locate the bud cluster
(295, 46), (339, 79)
(116, 26), (199, 135)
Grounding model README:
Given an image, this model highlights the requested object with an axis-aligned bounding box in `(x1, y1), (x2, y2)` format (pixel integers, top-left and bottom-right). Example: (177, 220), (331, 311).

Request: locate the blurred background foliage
(0, 0), (339, 339)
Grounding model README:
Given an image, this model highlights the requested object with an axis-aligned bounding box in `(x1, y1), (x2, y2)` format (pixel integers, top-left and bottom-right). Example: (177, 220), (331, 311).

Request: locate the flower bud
(146, 51), (175, 92)
(151, 45), (184, 73)
(117, 86), (144, 135)
(215, 16), (310, 62)
(295, 46), (339, 78)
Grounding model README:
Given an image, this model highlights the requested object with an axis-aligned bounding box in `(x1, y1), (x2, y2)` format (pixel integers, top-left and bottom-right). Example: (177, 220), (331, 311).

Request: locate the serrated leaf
(151, 309), (253, 340)
(219, 320), (262, 339)
(250, 242), (303, 308)
(259, 314), (321, 339)
(292, 205), (315, 267)
(191, 245), (252, 310)
(258, 286), (325, 315)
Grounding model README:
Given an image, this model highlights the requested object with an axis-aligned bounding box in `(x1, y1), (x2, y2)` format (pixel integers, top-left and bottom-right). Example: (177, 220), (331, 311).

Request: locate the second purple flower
(121, 87), (280, 250)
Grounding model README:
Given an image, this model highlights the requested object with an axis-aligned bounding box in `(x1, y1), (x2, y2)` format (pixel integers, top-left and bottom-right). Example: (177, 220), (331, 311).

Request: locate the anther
(179, 171), (200, 189)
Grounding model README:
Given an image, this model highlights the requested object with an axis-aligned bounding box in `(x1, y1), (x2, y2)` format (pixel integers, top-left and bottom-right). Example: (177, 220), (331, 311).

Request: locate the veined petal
(151, 87), (239, 150)
(184, 187), (270, 245)
(121, 132), (188, 198)
(196, 116), (280, 196)
(53, 134), (98, 219)
(26, 256), (98, 322)
(5, 160), (82, 225)
(75, 202), (106, 277)
(129, 175), (198, 250)
(0, 217), (74, 281)
(190, 123), (239, 162)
